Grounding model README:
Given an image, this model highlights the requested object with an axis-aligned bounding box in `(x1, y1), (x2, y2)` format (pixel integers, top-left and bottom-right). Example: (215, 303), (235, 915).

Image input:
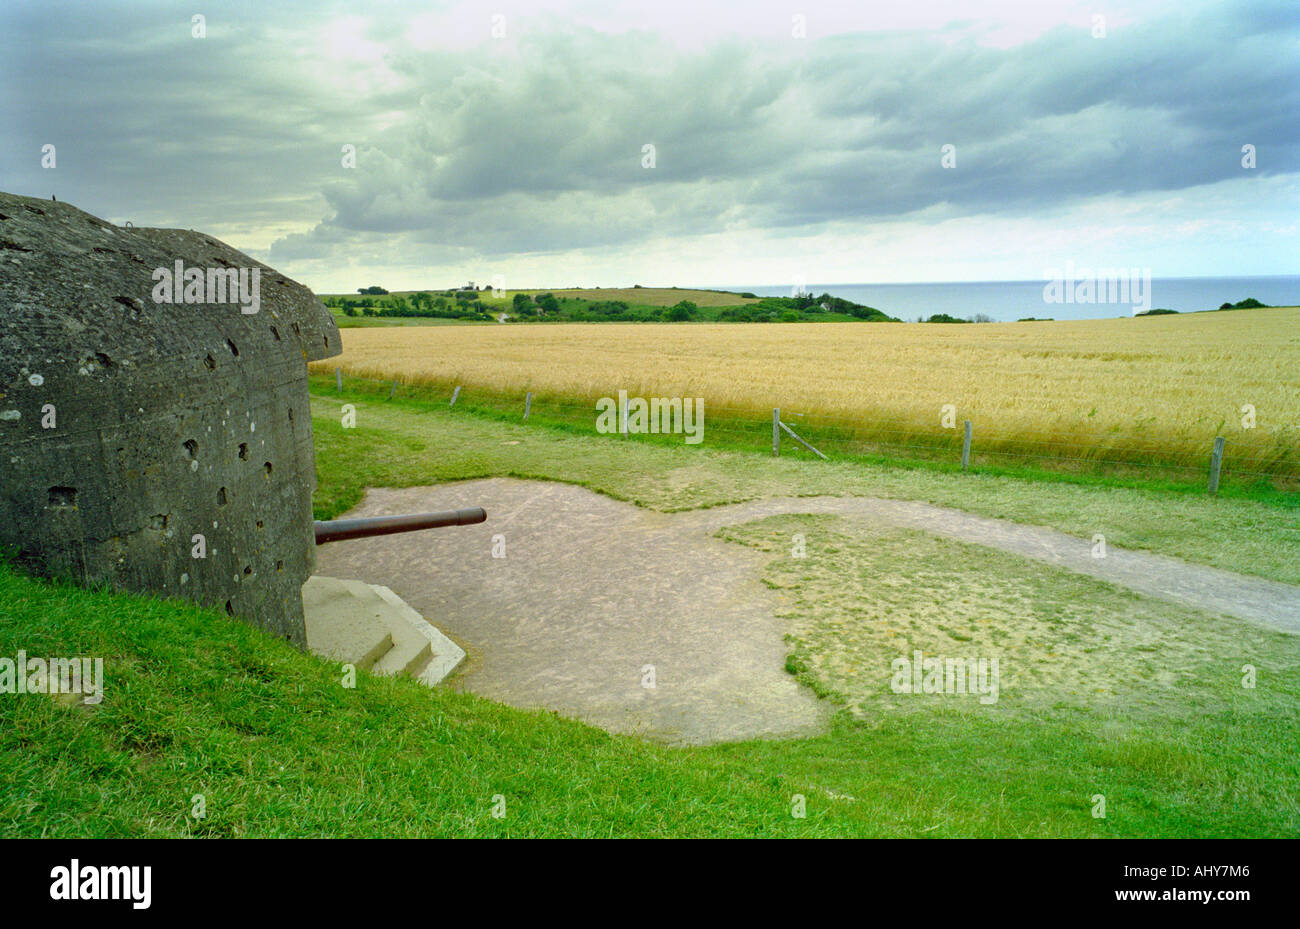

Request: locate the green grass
(309, 376), (1300, 585)
(718, 516), (1298, 719)
(327, 308), (482, 328)
(2, 379), (1297, 837)
(2, 562), (1296, 837)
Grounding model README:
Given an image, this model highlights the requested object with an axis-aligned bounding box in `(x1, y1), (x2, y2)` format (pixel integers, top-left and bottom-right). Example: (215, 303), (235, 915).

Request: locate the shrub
(666, 300), (697, 322)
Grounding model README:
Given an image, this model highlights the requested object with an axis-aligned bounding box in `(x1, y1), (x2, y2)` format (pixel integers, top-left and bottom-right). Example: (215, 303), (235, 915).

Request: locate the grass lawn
(2, 560), (1296, 837)
(0, 382), (1296, 837)
(719, 516), (1296, 718)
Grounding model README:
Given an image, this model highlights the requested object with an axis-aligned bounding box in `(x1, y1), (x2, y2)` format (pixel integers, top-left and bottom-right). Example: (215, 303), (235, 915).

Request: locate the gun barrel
(314, 508), (487, 545)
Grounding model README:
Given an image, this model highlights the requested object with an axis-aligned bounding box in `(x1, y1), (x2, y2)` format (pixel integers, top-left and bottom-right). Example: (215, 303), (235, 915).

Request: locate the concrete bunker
(0, 190), (340, 645)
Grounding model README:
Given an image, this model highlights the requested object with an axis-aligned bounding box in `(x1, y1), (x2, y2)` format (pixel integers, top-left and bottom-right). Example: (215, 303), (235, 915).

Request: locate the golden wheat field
(313, 308), (1300, 476)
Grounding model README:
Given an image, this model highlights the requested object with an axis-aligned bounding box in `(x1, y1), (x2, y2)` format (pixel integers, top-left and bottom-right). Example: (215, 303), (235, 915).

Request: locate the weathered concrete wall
(0, 191), (340, 645)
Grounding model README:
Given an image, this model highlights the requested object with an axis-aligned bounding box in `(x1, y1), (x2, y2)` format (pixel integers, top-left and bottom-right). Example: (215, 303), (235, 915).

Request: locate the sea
(719, 276), (1300, 322)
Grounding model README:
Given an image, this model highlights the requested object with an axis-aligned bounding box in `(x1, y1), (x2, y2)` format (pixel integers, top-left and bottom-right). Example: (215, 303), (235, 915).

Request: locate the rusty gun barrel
(313, 508), (487, 545)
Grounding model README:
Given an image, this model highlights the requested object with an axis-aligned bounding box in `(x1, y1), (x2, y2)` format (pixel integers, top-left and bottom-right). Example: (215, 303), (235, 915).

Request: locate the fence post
(524, 392), (532, 421)
(450, 385), (461, 407)
(335, 367), (342, 393)
(1208, 436), (1225, 494)
(773, 409), (781, 456)
(961, 420), (972, 469)
(388, 380), (398, 400)
(779, 420), (828, 460)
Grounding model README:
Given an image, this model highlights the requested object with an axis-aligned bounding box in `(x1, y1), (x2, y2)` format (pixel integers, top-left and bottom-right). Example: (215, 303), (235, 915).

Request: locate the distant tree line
(506, 293), (698, 322)
(328, 287), (925, 325)
(915, 313), (994, 323)
(719, 293), (896, 322)
(328, 291), (492, 320)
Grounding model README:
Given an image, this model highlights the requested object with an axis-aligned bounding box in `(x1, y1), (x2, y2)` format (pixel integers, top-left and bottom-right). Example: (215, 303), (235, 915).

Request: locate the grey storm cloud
(279, 0), (1299, 258)
(1, 0), (1296, 266)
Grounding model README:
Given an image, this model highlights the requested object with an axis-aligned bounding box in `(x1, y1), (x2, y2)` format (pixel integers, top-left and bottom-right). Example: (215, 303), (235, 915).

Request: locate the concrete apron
(312, 476), (1300, 746)
(312, 478), (828, 746)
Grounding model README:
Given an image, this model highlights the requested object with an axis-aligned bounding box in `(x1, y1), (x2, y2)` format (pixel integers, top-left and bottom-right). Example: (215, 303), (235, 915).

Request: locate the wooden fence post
(779, 420), (828, 460)
(961, 420), (972, 469)
(450, 385), (461, 407)
(773, 408), (780, 457)
(335, 367), (342, 393)
(1208, 436), (1225, 494)
(388, 380), (398, 400)
(524, 392), (533, 421)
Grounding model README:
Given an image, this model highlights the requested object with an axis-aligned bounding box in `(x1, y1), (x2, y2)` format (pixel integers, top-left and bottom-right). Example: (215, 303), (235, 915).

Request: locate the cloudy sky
(2, 0), (1296, 292)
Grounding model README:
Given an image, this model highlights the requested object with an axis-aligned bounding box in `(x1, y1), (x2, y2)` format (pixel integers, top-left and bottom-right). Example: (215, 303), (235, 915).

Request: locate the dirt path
(314, 478), (1300, 745)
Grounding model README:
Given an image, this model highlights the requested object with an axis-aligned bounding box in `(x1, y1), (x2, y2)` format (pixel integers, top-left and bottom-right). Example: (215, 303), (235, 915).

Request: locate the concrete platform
(312, 477), (1300, 746)
(312, 480), (829, 745)
(302, 575), (465, 687)
(301, 576), (393, 669)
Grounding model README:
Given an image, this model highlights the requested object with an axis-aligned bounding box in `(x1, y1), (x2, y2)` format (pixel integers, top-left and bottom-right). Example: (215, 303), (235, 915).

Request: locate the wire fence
(310, 369), (1299, 494)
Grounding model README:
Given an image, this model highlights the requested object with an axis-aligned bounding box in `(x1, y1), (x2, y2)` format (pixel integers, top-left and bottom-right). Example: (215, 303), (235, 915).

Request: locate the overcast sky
(2, 0), (1296, 291)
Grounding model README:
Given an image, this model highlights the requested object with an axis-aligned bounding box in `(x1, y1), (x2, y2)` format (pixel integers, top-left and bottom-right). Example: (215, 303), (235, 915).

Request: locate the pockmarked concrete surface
(314, 479), (1300, 745)
(0, 191), (340, 645)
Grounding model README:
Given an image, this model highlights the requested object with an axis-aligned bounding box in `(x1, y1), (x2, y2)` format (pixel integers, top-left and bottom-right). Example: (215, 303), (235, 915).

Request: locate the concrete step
(369, 584), (466, 686)
(302, 576), (394, 670)
(371, 584), (434, 677)
(302, 576), (465, 687)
